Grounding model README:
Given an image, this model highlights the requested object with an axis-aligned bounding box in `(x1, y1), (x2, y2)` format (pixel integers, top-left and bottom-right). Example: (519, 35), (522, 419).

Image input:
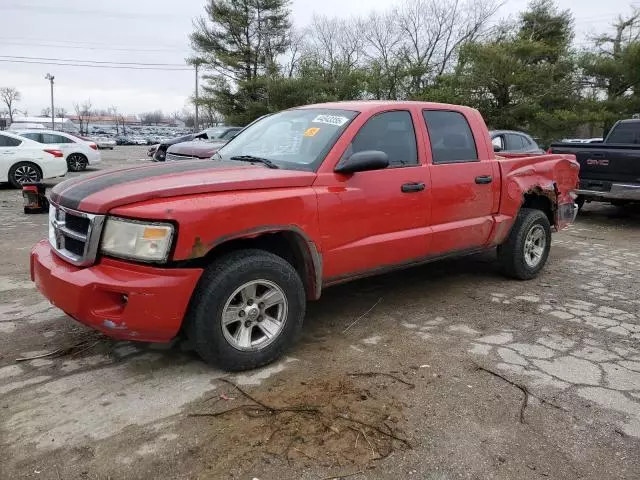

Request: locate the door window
(491, 135), (504, 150)
(0, 134), (22, 147)
(42, 133), (72, 144)
(423, 110), (478, 163)
(343, 111), (418, 167)
(20, 132), (43, 143)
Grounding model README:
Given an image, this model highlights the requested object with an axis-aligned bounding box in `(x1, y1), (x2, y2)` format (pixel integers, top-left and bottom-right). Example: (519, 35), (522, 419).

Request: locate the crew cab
(31, 101), (579, 371)
(550, 119), (640, 207)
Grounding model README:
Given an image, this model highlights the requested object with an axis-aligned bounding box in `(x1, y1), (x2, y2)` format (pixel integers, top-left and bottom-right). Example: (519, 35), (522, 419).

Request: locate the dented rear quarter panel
(494, 153), (579, 243)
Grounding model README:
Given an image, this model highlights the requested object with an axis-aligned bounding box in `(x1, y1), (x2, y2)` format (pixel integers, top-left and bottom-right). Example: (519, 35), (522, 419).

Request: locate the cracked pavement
(1, 148), (640, 479)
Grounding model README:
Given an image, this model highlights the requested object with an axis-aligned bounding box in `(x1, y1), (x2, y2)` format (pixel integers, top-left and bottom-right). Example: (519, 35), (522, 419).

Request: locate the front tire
(9, 162), (42, 188)
(498, 208), (552, 280)
(186, 249), (306, 371)
(67, 153), (88, 172)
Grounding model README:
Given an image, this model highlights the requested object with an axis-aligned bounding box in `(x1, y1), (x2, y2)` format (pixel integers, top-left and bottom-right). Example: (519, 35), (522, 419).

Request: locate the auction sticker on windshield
(304, 127), (320, 137)
(312, 115), (349, 126)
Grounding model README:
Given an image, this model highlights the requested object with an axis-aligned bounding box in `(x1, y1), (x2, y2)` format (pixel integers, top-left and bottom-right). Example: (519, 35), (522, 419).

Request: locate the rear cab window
(606, 122), (640, 144)
(423, 110), (478, 163)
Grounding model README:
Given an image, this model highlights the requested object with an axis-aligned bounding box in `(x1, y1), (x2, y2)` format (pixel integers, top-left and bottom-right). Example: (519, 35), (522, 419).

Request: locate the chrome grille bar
(48, 202), (106, 267)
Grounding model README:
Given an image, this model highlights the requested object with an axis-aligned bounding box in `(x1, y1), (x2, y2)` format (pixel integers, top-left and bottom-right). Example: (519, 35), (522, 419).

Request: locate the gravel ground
(1, 146), (640, 479)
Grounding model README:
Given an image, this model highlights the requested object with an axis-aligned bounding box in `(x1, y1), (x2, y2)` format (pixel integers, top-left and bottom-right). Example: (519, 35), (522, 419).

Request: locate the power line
(0, 55), (188, 67)
(0, 39), (190, 54)
(0, 59), (192, 71)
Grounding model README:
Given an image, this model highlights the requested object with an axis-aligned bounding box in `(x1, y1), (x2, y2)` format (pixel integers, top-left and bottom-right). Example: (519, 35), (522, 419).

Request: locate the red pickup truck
(31, 101), (579, 371)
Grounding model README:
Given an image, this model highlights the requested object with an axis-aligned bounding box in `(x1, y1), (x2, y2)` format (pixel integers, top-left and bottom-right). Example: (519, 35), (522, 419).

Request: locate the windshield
(216, 109), (358, 171)
(205, 127), (228, 139)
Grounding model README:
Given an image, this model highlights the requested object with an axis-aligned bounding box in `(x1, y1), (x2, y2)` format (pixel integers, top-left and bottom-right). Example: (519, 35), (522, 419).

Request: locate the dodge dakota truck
(550, 119), (640, 208)
(31, 101), (579, 371)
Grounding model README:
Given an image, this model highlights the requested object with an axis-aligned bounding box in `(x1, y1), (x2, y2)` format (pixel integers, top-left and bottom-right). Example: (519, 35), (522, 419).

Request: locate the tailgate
(552, 145), (640, 184)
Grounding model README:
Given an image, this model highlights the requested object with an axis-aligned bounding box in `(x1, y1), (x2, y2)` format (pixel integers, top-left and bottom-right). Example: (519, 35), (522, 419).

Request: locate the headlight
(101, 217), (174, 262)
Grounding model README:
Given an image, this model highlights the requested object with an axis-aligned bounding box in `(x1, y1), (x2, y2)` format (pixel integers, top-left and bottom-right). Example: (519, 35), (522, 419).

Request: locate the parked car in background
(0, 131), (67, 188)
(550, 119), (640, 208)
(490, 130), (544, 154)
(94, 137), (116, 150)
(153, 126), (242, 161)
(166, 139), (229, 161)
(16, 130), (101, 172)
(32, 101), (578, 371)
(148, 144), (159, 157)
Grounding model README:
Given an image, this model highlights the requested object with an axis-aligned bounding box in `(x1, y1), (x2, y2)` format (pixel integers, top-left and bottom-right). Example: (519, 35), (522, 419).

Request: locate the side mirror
(335, 150), (389, 174)
(493, 144), (503, 153)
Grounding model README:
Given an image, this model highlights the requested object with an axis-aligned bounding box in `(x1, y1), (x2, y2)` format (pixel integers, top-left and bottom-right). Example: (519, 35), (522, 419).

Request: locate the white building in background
(8, 116), (80, 133)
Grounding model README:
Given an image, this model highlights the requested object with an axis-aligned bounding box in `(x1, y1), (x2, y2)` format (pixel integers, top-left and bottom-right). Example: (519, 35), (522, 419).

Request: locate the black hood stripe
(55, 161), (238, 210)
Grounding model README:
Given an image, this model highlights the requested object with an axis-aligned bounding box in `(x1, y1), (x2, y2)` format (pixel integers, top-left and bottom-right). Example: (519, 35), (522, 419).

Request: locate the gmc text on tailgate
(31, 101), (580, 371)
(550, 118), (640, 208)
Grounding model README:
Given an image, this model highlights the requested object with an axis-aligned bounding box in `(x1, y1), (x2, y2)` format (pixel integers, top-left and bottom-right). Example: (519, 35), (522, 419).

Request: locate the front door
(422, 109), (499, 254)
(315, 110), (431, 282)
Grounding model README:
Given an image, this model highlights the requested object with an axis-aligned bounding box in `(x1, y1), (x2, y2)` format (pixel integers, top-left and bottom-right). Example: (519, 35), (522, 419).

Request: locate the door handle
(475, 175), (493, 184)
(401, 182), (426, 193)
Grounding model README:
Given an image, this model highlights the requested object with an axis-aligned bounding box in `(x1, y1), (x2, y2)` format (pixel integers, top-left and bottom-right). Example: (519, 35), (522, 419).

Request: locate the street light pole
(194, 63), (199, 133)
(45, 73), (55, 131)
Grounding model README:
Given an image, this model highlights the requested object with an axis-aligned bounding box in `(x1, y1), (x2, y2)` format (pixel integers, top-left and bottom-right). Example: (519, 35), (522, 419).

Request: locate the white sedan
(0, 131), (67, 188)
(17, 130), (102, 172)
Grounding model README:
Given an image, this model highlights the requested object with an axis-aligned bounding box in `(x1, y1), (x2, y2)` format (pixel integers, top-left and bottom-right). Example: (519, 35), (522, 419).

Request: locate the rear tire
(9, 162), (42, 188)
(186, 249), (306, 371)
(67, 153), (88, 172)
(498, 208), (552, 280)
(576, 195), (585, 211)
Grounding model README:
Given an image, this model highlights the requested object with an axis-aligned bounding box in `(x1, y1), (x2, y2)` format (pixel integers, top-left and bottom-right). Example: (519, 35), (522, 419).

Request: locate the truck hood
(51, 160), (317, 214)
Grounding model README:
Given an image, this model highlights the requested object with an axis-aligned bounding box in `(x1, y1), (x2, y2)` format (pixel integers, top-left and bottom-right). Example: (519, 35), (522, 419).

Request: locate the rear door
(41, 133), (75, 156)
(422, 109), (499, 253)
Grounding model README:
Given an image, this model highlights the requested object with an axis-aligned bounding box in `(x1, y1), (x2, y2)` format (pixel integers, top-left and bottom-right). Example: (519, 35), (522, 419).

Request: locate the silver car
(490, 130), (544, 154)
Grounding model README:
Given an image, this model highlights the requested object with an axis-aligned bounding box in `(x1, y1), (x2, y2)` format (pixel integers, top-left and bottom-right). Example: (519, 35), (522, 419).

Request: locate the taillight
(44, 149), (64, 158)
(89, 144), (98, 150)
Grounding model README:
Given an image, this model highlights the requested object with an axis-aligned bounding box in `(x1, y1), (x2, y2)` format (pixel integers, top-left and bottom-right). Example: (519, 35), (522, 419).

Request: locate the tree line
(190, 0), (640, 142)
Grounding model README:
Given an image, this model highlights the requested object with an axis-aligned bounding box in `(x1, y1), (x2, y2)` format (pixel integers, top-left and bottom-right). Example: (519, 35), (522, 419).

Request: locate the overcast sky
(0, 0), (637, 116)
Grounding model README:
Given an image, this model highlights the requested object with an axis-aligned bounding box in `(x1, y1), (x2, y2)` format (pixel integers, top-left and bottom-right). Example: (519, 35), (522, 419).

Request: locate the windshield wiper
(229, 155), (279, 169)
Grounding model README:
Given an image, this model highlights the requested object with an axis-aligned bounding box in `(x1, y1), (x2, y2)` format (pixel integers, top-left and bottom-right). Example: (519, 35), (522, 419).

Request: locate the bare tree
(55, 107), (67, 119)
(108, 106), (120, 134)
(283, 28), (307, 78)
(73, 99), (93, 134)
(0, 87), (21, 124)
(361, 10), (405, 99)
(140, 110), (164, 125)
(41, 107), (52, 117)
(397, 0), (500, 95)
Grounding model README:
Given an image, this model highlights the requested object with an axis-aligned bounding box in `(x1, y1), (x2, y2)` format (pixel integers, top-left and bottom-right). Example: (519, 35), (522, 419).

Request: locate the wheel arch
(521, 187), (555, 226)
(184, 226), (323, 301)
(9, 161), (43, 186)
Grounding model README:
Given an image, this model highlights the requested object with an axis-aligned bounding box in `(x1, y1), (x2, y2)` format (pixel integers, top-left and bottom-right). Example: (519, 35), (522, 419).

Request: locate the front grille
(49, 202), (106, 267)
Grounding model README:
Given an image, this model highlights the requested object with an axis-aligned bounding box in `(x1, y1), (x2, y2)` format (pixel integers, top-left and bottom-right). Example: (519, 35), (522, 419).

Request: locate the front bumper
(30, 240), (203, 342)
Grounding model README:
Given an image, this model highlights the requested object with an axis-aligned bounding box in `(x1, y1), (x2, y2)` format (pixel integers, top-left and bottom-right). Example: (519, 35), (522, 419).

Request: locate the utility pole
(45, 73), (55, 130)
(194, 63), (199, 133)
